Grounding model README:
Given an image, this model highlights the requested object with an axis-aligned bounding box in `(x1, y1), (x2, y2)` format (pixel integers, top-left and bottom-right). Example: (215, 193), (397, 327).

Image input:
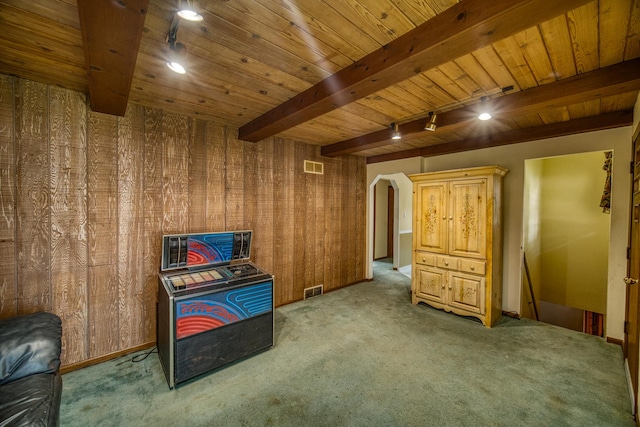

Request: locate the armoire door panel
(448, 271), (485, 315)
(449, 179), (487, 259)
(416, 183), (447, 254)
(415, 266), (446, 304)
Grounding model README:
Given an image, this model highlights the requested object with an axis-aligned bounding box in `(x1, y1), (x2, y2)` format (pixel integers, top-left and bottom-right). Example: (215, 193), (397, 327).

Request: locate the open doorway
(367, 173), (413, 279)
(521, 151), (612, 336)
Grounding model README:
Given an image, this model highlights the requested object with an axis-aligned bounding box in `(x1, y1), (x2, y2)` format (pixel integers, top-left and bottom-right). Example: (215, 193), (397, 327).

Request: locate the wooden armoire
(409, 166), (508, 327)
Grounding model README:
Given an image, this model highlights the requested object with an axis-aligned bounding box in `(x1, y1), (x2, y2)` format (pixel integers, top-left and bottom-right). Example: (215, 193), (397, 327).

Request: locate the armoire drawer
(459, 258), (486, 275)
(436, 255), (458, 270)
(415, 252), (436, 266)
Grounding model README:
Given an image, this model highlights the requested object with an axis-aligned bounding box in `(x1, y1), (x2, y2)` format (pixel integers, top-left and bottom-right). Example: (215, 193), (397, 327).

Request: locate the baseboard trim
(502, 311), (520, 319)
(607, 337), (624, 347)
(60, 341), (156, 374)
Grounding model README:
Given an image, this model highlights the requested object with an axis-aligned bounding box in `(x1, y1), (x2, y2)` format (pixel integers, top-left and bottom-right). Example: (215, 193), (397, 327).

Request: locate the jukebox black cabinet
(157, 230), (274, 389)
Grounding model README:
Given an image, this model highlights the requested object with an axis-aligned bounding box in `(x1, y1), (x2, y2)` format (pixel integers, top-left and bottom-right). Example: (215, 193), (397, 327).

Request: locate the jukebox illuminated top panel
(161, 231), (252, 271)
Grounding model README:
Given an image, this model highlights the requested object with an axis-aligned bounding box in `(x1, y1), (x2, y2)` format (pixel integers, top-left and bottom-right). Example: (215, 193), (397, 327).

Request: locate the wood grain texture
(87, 110), (119, 357)
(1, 77), (368, 366)
(188, 119), (208, 232)
(15, 79), (50, 313)
(243, 138), (257, 236)
(143, 107), (163, 343)
(162, 113), (190, 234)
(117, 104), (145, 348)
(253, 137), (274, 273)
(205, 122), (226, 231)
(2, 0), (637, 162)
(49, 86), (88, 364)
(293, 142), (305, 298)
(0, 75), (16, 318)
(225, 128), (244, 231)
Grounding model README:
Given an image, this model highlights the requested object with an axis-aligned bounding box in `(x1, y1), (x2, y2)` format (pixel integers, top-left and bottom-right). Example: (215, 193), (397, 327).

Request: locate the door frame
(624, 128), (640, 418)
(367, 175), (400, 277)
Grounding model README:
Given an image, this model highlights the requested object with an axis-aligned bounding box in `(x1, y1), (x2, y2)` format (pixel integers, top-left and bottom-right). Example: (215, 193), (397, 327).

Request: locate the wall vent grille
(304, 160), (324, 175)
(304, 284), (324, 299)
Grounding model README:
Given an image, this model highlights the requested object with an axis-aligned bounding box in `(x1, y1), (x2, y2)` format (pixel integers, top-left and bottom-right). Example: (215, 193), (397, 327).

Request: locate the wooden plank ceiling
(0, 0), (638, 162)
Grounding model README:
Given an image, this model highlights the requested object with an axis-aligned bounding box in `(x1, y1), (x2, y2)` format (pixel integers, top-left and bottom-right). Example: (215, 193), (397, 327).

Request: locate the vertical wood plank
(162, 113), (190, 234)
(87, 110), (119, 357)
(117, 104), (145, 349)
(312, 146), (325, 290)
(205, 122), (226, 231)
(272, 139), (285, 305)
(49, 86), (88, 364)
(189, 119), (207, 232)
(225, 128), (244, 231)
(304, 143), (316, 290)
(15, 79), (50, 313)
(254, 137), (274, 273)
(0, 75), (16, 318)
(243, 140), (257, 237)
(625, 0), (640, 60)
(354, 156), (366, 282)
(539, 15), (578, 80)
(567, 1), (600, 74)
(273, 138), (295, 305)
(293, 141), (306, 299)
(143, 107), (163, 343)
(345, 156), (356, 284)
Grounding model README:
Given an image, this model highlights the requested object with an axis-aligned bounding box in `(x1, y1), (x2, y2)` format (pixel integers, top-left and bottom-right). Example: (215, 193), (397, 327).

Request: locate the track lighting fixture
(391, 122), (401, 140)
(478, 96), (492, 121)
(424, 112), (437, 131)
(165, 1), (206, 74)
(166, 15), (187, 74)
(177, 0), (204, 22)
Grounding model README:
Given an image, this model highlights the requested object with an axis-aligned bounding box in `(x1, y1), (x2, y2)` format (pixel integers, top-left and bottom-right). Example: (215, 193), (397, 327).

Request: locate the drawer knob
(441, 284), (445, 289)
(470, 266), (475, 271)
(422, 258), (426, 263)
(444, 261), (449, 266)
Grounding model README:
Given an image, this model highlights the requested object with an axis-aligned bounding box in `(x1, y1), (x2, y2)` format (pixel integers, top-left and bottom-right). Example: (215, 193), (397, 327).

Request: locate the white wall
(366, 158), (421, 277)
(421, 127), (632, 340)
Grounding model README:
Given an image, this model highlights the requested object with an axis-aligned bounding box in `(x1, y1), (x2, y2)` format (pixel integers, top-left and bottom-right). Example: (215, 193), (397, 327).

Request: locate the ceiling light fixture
(424, 112), (437, 131)
(166, 15), (187, 74)
(391, 122), (401, 140)
(478, 96), (492, 121)
(177, 0), (204, 22)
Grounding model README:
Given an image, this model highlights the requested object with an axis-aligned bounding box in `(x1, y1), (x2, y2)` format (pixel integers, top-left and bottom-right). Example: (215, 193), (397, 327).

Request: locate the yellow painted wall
(538, 152), (610, 315)
(521, 160), (543, 319)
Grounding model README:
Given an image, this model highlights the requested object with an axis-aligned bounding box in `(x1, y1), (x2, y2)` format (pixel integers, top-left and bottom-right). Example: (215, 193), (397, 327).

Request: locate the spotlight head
(167, 42), (187, 74)
(424, 113), (437, 131)
(391, 123), (401, 140)
(478, 96), (492, 121)
(178, 0), (204, 21)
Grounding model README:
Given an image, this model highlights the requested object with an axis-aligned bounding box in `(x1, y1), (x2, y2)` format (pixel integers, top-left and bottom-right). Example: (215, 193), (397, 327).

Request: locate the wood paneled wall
(0, 74), (367, 366)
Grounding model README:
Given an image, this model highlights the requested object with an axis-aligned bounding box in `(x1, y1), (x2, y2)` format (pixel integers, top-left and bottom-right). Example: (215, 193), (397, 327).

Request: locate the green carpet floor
(60, 260), (634, 426)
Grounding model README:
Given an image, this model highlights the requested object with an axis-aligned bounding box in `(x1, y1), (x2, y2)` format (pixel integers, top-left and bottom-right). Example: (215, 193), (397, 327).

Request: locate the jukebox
(157, 230), (274, 388)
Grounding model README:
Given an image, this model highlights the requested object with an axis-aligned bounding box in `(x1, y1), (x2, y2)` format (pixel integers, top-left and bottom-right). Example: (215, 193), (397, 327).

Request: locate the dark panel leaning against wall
(0, 73), (367, 367)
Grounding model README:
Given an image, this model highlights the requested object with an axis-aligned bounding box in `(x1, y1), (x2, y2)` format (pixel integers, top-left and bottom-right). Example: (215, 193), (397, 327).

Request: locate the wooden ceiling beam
(238, 0), (592, 142)
(366, 110), (633, 164)
(77, 0), (149, 116)
(323, 58), (640, 157)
